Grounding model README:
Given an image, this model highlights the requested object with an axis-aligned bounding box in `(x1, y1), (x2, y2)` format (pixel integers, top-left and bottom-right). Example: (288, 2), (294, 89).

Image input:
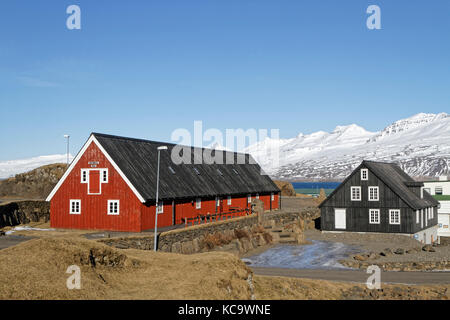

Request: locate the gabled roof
(47, 133), (279, 203)
(320, 160), (439, 210)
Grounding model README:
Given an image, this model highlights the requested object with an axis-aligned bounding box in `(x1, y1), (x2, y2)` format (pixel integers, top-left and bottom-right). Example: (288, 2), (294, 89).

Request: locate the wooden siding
(321, 164), (437, 234)
(50, 142), (142, 232)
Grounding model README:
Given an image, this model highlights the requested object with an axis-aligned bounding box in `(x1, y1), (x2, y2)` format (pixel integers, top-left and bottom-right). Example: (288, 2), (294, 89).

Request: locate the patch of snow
(0, 154), (73, 179)
(5, 226), (55, 235)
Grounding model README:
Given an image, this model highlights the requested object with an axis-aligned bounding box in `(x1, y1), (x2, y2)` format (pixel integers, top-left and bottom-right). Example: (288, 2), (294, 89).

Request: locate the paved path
(251, 267), (450, 285)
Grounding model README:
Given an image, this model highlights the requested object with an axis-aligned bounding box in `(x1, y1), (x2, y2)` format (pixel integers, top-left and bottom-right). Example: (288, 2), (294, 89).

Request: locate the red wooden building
(46, 133), (280, 232)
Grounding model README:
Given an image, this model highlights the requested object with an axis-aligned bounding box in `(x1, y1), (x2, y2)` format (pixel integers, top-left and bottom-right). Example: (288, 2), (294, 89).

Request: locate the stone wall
(100, 209), (307, 255)
(0, 201), (49, 228)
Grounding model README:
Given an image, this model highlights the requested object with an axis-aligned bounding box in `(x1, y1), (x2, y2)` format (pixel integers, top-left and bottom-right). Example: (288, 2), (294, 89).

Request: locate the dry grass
(201, 232), (234, 249)
(254, 275), (450, 300)
(0, 237), (253, 300)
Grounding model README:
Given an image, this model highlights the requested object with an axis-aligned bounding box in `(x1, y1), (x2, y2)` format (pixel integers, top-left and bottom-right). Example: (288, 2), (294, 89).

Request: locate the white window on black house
(361, 169), (368, 181)
(157, 201), (164, 214)
(81, 170), (88, 183)
(196, 198), (201, 209)
(351, 187), (361, 201)
(369, 209), (380, 224)
(389, 209), (400, 225)
(70, 200), (81, 215)
(368, 186), (379, 201)
(107, 200), (119, 215)
(416, 210), (420, 224)
(227, 196), (232, 205)
(102, 169), (108, 183)
(247, 194), (251, 203)
(435, 187), (443, 195)
(271, 193), (274, 201)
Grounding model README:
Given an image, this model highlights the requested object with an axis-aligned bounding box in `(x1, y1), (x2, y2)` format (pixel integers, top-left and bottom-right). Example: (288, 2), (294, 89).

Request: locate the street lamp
(154, 145), (168, 251)
(64, 135), (70, 165)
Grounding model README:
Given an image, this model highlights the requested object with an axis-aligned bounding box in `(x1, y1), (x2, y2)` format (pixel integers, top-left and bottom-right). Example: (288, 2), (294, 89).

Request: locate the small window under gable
(107, 200), (119, 215)
(70, 200), (81, 215)
(81, 170), (88, 183)
(361, 169), (368, 181)
(196, 198), (201, 209)
(102, 169), (108, 183)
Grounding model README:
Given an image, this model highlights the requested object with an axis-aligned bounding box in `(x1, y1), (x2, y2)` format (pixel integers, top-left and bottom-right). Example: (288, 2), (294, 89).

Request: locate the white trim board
(46, 135), (146, 203)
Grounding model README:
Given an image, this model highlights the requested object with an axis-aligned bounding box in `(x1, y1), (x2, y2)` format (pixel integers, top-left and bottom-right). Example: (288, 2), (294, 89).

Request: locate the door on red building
(89, 170), (101, 194)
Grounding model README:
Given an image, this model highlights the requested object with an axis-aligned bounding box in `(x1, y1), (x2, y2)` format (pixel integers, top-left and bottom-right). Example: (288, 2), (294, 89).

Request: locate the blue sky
(0, 0), (449, 161)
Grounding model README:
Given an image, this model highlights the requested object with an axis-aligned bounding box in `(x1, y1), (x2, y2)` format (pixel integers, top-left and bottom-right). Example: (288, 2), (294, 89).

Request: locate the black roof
(320, 160), (439, 210)
(93, 133), (279, 202)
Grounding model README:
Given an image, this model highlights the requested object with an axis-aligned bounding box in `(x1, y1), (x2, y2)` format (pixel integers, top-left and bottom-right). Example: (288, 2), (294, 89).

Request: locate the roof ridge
(91, 132), (251, 157)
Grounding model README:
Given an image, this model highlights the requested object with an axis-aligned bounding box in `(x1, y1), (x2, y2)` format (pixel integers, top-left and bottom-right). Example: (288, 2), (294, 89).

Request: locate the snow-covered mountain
(0, 154), (73, 179)
(246, 113), (450, 180)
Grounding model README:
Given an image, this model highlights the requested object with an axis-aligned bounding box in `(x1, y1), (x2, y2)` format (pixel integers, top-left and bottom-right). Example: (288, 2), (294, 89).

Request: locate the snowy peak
(369, 112), (450, 142)
(245, 112), (450, 179)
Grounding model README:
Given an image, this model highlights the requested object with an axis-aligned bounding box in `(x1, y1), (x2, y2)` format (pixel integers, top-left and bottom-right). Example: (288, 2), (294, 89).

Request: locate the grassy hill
(0, 163), (67, 200)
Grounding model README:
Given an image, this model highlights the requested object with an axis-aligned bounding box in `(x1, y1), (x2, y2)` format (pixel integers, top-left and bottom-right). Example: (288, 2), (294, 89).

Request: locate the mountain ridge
(246, 112), (450, 180)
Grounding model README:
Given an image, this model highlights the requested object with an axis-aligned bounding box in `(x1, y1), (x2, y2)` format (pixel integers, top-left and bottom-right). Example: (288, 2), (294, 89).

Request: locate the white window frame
(369, 209), (380, 224)
(157, 201), (164, 214)
(350, 187), (361, 201)
(70, 200), (81, 215)
(389, 209), (400, 225)
(195, 198), (201, 209)
(227, 196), (232, 205)
(416, 210), (420, 224)
(271, 193), (274, 201)
(368, 186), (379, 201)
(247, 194), (251, 204)
(361, 169), (368, 181)
(107, 200), (120, 215)
(435, 187), (443, 195)
(102, 169), (108, 183)
(81, 170), (88, 183)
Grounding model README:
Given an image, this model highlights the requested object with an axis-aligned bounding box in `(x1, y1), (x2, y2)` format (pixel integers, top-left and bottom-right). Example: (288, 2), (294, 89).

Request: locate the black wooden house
(319, 161), (440, 244)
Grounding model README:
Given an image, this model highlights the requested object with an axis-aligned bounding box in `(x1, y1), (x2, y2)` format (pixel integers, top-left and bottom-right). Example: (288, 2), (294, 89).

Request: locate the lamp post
(64, 135), (70, 165)
(154, 145), (168, 251)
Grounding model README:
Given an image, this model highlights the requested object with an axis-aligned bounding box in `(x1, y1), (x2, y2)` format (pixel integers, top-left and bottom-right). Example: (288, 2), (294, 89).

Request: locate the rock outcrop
(273, 180), (296, 196)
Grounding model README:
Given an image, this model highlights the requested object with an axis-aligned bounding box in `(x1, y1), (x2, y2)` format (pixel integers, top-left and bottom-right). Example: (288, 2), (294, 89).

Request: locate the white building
(423, 176), (450, 238)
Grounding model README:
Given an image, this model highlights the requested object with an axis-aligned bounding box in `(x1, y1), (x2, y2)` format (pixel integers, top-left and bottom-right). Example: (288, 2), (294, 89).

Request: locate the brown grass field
(0, 235), (449, 300)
